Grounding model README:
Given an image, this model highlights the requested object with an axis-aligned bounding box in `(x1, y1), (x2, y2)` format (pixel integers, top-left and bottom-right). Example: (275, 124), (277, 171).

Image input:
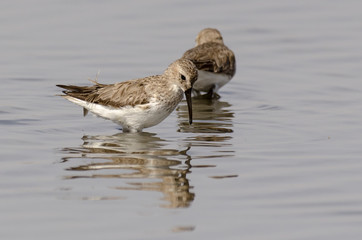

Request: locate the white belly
(63, 95), (177, 132)
(193, 70), (231, 93)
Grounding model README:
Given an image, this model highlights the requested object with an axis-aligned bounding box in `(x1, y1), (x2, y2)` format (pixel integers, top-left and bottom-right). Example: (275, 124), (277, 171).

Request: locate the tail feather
(56, 83), (106, 101)
(56, 84), (105, 93)
(57, 83), (107, 117)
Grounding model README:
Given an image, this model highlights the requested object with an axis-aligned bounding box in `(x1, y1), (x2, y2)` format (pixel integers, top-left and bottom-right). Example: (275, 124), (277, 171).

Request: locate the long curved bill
(184, 88), (193, 125)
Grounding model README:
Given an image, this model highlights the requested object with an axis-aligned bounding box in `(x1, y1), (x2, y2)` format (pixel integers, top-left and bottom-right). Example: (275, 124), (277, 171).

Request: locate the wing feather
(183, 42), (236, 77)
(56, 77), (158, 108)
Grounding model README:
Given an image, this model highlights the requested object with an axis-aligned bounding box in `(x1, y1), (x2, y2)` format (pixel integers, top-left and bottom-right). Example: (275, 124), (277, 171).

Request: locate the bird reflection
(177, 97), (234, 133)
(60, 132), (194, 208)
(176, 97), (236, 165)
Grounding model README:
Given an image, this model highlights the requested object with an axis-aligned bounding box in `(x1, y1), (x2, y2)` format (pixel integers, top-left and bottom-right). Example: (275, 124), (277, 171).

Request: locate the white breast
(193, 70), (231, 93)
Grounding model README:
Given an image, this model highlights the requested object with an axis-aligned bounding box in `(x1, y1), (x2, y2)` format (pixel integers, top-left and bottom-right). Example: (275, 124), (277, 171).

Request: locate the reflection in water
(177, 98), (234, 133)
(59, 98), (236, 207)
(177, 97), (237, 171)
(60, 132), (195, 208)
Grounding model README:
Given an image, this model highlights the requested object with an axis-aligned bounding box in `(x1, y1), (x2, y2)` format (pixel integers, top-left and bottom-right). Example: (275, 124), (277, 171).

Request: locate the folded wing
(183, 42), (236, 77)
(57, 78), (152, 109)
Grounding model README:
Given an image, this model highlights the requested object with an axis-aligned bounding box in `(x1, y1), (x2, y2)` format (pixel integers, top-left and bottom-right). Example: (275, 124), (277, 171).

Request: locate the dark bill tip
(184, 88), (193, 125)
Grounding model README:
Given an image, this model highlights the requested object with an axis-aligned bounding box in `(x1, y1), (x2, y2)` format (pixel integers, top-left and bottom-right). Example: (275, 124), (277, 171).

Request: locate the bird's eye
(181, 74), (186, 80)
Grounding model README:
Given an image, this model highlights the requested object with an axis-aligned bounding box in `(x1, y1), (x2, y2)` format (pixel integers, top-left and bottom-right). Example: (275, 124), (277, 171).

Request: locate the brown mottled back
(183, 42), (236, 77)
(57, 76), (162, 108)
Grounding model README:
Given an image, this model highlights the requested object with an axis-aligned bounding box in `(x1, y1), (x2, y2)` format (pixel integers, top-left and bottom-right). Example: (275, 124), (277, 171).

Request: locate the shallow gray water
(1, 1), (362, 239)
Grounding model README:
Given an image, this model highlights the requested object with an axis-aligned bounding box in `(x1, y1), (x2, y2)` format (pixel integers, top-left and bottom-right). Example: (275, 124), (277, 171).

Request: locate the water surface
(1, 1), (362, 239)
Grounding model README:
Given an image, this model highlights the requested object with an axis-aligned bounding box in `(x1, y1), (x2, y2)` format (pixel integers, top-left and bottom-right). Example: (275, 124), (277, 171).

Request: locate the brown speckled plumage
(58, 59), (197, 109)
(57, 58), (198, 132)
(58, 77), (154, 109)
(182, 28), (236, 96)
(183, 42), (236, 77)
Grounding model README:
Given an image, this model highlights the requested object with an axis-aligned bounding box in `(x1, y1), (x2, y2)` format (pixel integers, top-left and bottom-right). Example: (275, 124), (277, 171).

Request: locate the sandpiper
(57, 59), (198, 133)
(182, 28), (236, 98)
